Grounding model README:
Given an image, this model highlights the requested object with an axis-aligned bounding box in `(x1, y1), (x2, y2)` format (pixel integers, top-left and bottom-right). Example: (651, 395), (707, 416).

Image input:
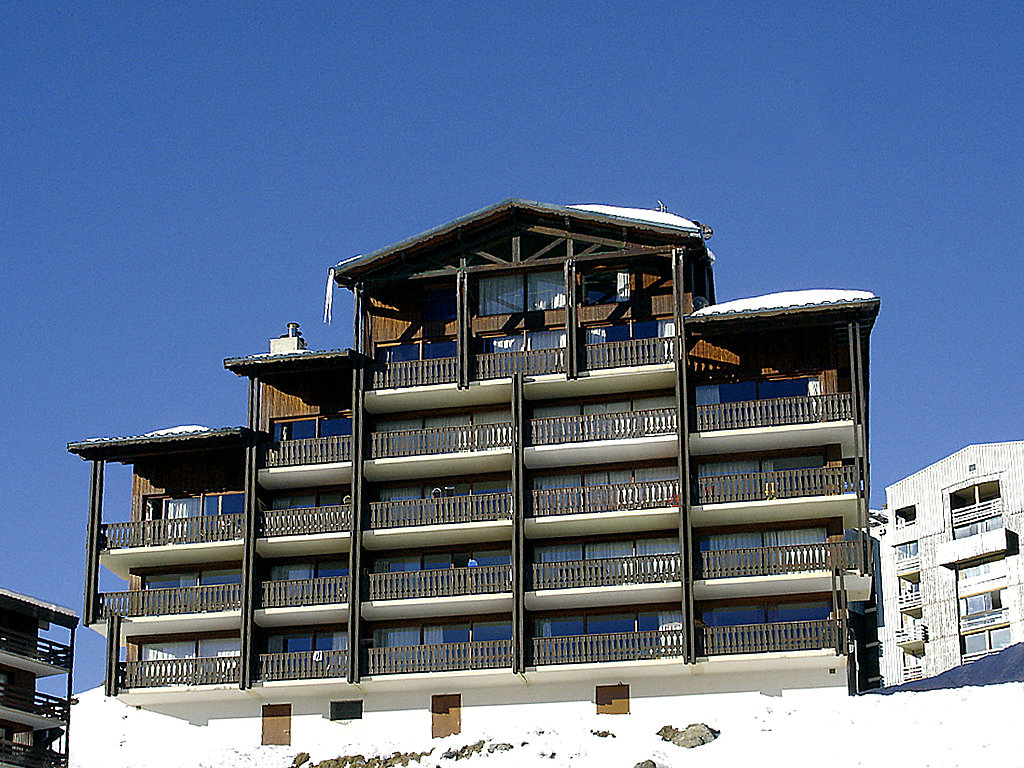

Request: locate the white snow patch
(693, 289), (876, 317)
(142, 425), (214, 438)
(568, 204), (698, 230)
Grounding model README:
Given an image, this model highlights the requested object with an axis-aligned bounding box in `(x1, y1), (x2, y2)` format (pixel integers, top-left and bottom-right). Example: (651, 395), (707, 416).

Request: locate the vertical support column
(352, 281), (365, 356)
(670, 249), (696, 663)
(65, 623), (76, 761)
(511, 373), (527, 674)
(853, 320), (872, 577)
(847, 323), (868, 576)
(348, 364), (367, 684)
(83, 460), (104, 626)
(564, 258), (578, 379)
(239, 377), (260, 689)
(457, 269), (470, 390)
(104, 615), (121, 697)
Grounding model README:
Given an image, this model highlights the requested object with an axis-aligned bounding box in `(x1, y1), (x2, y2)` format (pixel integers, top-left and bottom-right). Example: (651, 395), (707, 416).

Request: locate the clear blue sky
(2, 2), (1021, 691)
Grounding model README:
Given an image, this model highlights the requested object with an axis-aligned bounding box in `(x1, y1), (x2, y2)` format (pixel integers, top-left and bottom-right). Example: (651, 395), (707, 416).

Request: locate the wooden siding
(258, 374), (351, 432)
(687, 326), (842, 388)
(130, 448), (244, 522)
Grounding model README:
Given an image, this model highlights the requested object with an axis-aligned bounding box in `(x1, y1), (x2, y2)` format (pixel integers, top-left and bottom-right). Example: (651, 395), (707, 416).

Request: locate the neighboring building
(877, 442), (1024, 686)
(0, 589), (77, 768)
(70, 199), (879, 742)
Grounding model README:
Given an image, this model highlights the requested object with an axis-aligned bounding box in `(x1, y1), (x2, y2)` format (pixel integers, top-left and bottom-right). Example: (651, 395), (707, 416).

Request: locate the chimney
(270, 322), (307, 354)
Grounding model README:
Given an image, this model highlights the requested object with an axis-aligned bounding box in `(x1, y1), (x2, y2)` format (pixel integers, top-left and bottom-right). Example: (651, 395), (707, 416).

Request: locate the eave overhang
(685, 298), (880, 334)
(223, 348), (361, 377)
(67, 427), (253, 463)
(0, 588), (79, 629)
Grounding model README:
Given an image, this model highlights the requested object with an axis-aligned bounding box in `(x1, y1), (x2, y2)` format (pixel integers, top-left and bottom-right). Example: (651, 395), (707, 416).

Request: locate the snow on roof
(142, 425), (213, 438)
(568, 204), (698, 231)
(692, 289), (876, 318)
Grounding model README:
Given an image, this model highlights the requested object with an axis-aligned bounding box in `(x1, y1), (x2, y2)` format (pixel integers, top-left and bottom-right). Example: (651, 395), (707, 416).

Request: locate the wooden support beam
(239, 418), (260, 690)
(348, 365), (367, 684)
(511, 373), (526, 674)
(83, 460), (104, 626)
(472, 250), (508, 266)
(564, 257), (578, 379)
(525, 236), (565, 261)
(457, 269), (470, 389)
(104, 614), (121, 697)
(847, 323), (868, 577)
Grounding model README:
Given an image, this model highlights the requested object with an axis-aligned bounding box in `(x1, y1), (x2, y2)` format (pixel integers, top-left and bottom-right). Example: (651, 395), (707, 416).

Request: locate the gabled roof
(68, 426), (252, 462)
(224, 348), (359, 376)
(331, 198), (708, 283)
(686, 289), (880, 330)
(0, 588), (78, 628)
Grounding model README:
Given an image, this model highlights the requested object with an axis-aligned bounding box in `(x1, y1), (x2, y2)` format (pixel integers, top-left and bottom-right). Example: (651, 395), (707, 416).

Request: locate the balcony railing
(101, 514), (244, 550)
(371, 357), (458, 390)
(259, 649), (348, 681)
(531, 554), (681, 591)
(694, 393), (854, 433)
(532, 479), (679, 518)
(952, 498), (1003, 528)
(261, 504), (351, 537)
(0, 631), (72, 670)
(368, 565), (511, 601)
(367, 640), (512, 675)
(960, 608), (1009, 633)
(369, 493), (511, 529)
(898, 590), (923, 612)
(0, 688), (69, 722)
(700, 619), (840, 656)
(261, 576), (349, 608)
(583, 337), (674, 370)
(699, 541), (860, 580)
(261, 436), (352, 468)
(530, 407), (677, 446)
(902, 664), (924, 682)
(896, 554), (921, 575)
(895, 624), (928, 647)
(532, 628), (685, 665)
(120, 656), (241, 688)
(370, 422), (512, 459)
(475, 348), (565, 380)
(0, 739), (65, 768)
(696, 466), (857, 505)
(98, 583), (242, 618)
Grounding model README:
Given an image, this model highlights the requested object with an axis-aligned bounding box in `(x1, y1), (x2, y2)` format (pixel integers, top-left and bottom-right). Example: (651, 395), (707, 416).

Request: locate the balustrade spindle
(694, 393), (854, 432)
(369, 565), (511, 601)
(532, 479), (679, 517)
(261, 504), (352, 537)
(369, 493), (512, 529)
(530, 407), (677, 446)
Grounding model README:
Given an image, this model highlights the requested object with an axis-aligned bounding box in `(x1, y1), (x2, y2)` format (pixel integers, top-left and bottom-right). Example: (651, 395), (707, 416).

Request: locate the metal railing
(98, 583), (242, 618)
(261, 504), (352, 537)
(895, 624), (927, 646)
(699, 540), (860, 579)
(0, 631), (72, 670)
(259, 649), (348, 681)
(530, 407), (677, 446)
(896, 554), (920, 574)
(0, 739), (65, 768)
(583, 337), (674, 370)
(370, 422), (512, 458)
(120, 656), (241, 688)
(531, 554), (681, 590)
(475, 348), (565, 380)
(898, 590), (922, 612)
(371, 357), (458, 390)
(370, 493), (512, 529)
(696, 466), (857, 505)
(261, 436), (352, 468)
(952, 498), (1003, 528)
(532, 628), (685, 665)
(367, 640), (512, 674)
(532, 479), (679, 517)
(960, 608), (1009, 633)
(695, 393), (854, 432)
(101, 514), (244, 550)
(261, 576), (349, 608)
(0, 688), (69, 722)
(701, 619), (840, 656)
(902, 664), (924, 682)
(368, 565), (511, 601)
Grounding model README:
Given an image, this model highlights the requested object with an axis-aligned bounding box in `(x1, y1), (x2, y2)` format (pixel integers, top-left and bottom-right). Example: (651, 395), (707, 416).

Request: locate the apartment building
(878, 442), (1024, 686)
(70, 199), (879, 742)
(0, 589), (76, 768)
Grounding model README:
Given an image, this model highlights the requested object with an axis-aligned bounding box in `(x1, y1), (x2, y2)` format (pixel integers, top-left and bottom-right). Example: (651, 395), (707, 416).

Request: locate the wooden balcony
(583, 337), (674, 370)
(370, 422), (512, 459)
(700, 619), (840, 656)
(898, 590), (923, 614)
(98, 584), (242, 619)
(532, 628), (685, 665)
(699, 541), (860, 580)
(532, 479), (679, 518)
(368, 565), (511, 601)
(895, 624), (927, 651)
(531, 554), (681, 591)
(260, 436), (352, 468)
(101, 514), (244, 550)
(0, 630), (72, 671)
(367, 639), (512, 675)
(0, 739), (65, 768)
(951, 498), (1003, 528)
(902, 663), (924, 682)
(119, 656), (241, 688)
(369, 493), (511, 529)
(896, 553), (920, 576)
(475, 348), (565, 380)
(694, 393), (854, 433)
(261, 576), (349, 608)
(960, 608), (1009, 633)
(696, 466), (856, 505)
(259, 649), (348, 681)
(530, 407), (677, 446)
(261, 505), (351, 537)
(0, 688), (69, 723)
(370, 356), (458, 390)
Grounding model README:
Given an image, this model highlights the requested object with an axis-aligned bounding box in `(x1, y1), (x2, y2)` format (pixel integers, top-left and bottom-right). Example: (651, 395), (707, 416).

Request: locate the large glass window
(582, 270), (630, 305)
(527, 271), (566, 311)
(478, 274), (524, 315)
(423, 287), (457, 322)
(954, 516), (1003, 540)
(273, 415), (351, 442)
(895, 541), (919, 560)
(696, 377), (819, 406)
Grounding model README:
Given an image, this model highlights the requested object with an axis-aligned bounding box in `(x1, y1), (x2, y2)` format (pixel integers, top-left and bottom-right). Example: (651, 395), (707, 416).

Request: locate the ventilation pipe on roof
(270, 323), (307, 355)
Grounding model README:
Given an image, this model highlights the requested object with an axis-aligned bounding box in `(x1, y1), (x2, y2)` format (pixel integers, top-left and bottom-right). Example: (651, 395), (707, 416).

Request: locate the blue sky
(2, 2), (1022, 691)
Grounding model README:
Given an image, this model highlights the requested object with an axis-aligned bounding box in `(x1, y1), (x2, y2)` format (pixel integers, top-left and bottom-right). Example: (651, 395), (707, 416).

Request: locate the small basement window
(330, 700), (363, 720)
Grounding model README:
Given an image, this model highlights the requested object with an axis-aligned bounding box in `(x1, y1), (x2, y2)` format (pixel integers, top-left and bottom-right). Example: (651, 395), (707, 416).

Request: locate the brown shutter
(262, 703), (292, 746)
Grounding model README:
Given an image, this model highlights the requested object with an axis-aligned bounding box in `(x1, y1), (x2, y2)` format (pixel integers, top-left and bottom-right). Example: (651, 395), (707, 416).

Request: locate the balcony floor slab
(0, 703), (65, 730)
(526, 507), (679, 538)
(364, 450), (512, 482)
(365, 379), (512, 414)
(364, 520), (512, 550)
(524, 365), (674, 400)
(256, 532), (350, 558)
(0, 649), (68, 679)
(689, 421), (856, 458)
(362, 593), (512, 620)
(358, 668), (520, 692)
(255, 604), (349, 628)
(525, 435), (675, 470)
(112, 611), (242, 639)
(259, 462), (352, 490)
(526, 582), (682, 611)
(694, 571), (871, 601)
(100, 541), (244, 580)
(691, 494), (859, 528)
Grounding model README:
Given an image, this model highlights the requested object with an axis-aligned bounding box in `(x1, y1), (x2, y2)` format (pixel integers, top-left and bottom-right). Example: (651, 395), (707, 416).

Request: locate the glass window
(535, 543), (583, 563)
(759, 378), (814, 399)
(270, 563), (313, 581)
(473, 621), (512, 641)
(423, 340), (457, 359)
(198, 638), (240, 658)
(701, 605), (764, 627)
(424, 288), (457, 322)
(375, 626), (420, 648)
(585, 540), (633, 559)
(582, 271), (629, 305)
(958, 559), (1005, 582)
(165, 497), (201, 519)
(954, 516), (1003, 540)
(201, 569), (242, 586)
(715, 382), (757, 404)
(768, 601), (830, 623)
(526, 271), (566, 310)
(144, 572), (198, 590)
(527, 329), (566, 350)
(699, 532), (762, 552)
(423, 553), (452, 570)
(479, 274), (524, 315)
(990, 626), (1012, 650)
(635, 537), (679, 556)
(382, 344), (419, 363)
(470, 549), (511, 567)
(765, 455), (824, 472)
(320, 417), (352, 437)
(218, 493), (244, 515)
(638, 610), (682, 631)
(316, 560), (349, 578)
(483, 334), (524, 354)
(631, 320), (659, 339)
(424, 624), (471, 644)
(272, 494), (317, 510)
(587, 613), (634, 635)
(142, 641), (195, 660)
(275, 419), (317, 441)
(536, 616), (584, 637)
(962, 631), (988, 655)
(377, 555), (420, 573)
(896, 541), (919, 559)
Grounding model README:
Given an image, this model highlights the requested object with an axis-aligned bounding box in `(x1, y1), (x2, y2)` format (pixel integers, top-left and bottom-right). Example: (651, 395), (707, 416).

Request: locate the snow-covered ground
(70, 683), (1022, 768)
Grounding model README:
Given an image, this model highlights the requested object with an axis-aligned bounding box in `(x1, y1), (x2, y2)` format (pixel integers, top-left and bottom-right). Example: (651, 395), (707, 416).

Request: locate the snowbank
(568, 204), (698, 231)
(693, 289), (876, 317)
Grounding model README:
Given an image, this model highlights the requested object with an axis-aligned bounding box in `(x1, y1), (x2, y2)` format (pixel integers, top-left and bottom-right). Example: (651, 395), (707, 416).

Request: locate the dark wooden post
(457, 269), (470, 389)
(352, 281), (365, 356)
(104, 614), (121, 697)
(65, 623), (76, 759)
(83, 460), (104, 627)
(847, 323), (868, 576)
(853, 320), (872, 577)
(511, 373), (526, 673)
(239, 375), (261, 689)
(348, 363), (367, 683)
(564, 258), (578, 379)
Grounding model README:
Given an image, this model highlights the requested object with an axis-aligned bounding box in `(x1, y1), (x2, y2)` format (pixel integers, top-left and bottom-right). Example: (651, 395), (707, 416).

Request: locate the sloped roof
(68, 426), (252, 462)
